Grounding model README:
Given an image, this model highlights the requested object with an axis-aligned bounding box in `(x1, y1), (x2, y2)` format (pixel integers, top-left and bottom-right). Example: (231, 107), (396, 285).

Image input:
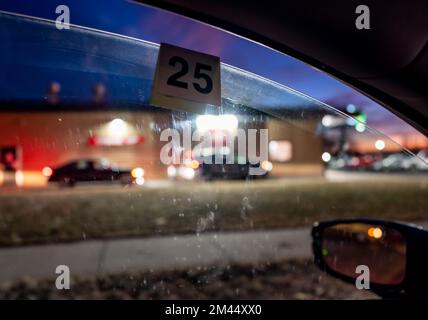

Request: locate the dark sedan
(47, 159), (143, 187)
(198, 155), (272, 180)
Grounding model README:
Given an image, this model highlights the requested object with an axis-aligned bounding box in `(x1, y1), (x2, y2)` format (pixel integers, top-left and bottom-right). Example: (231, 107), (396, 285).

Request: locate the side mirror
(312, 219), (428, 298)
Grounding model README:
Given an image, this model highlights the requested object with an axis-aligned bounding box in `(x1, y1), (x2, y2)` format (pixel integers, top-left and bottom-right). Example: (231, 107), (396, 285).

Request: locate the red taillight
(42, 166), (53, 177)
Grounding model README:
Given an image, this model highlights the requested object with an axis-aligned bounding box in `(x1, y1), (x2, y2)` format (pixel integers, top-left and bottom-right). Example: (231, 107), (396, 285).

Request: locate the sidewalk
(0, 228), (311, 282)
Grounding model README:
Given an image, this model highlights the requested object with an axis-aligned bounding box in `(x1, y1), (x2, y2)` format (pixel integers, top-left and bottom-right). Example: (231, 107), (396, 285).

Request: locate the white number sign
(150, 43), (221, 113)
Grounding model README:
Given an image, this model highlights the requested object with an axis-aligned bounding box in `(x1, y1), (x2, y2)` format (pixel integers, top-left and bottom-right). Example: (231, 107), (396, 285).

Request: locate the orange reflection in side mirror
(321, 223), (406, 285)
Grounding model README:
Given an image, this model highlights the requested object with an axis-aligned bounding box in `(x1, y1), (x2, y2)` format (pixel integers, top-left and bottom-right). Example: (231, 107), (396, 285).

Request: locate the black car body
(48, 159), (133, 186)
(199, 155), (270, 180)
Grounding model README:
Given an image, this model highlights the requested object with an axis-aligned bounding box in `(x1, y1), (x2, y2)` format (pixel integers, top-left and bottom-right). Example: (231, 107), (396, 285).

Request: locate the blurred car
(199, 155), (271, 180)
(167, 163), (199, 181)
(370, 153), (408, 172)
(328, 154), (381, 171)
(352, 154), (383, 171)
(46, 159), (144, 186)
(402, 150), (428, 171)
(200, 158), (250, 180)
(166, 155), (272, 181)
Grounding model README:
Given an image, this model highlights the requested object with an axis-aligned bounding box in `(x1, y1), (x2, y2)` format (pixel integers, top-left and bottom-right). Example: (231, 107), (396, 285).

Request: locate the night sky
(0, 0), (423, 138)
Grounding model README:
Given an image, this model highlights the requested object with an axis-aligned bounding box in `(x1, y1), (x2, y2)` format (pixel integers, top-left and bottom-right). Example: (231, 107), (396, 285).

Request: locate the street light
(321, 152), (332, 162)
(355, 123), (366, 133)
(375, 139), (385, 151)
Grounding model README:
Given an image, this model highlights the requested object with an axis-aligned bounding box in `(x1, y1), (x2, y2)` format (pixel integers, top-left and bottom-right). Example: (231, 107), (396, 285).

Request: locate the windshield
(0, 4), (427, 301)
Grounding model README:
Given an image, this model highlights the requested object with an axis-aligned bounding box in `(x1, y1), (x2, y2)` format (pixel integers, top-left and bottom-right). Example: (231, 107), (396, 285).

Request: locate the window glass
(0, 4), (427, 300)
